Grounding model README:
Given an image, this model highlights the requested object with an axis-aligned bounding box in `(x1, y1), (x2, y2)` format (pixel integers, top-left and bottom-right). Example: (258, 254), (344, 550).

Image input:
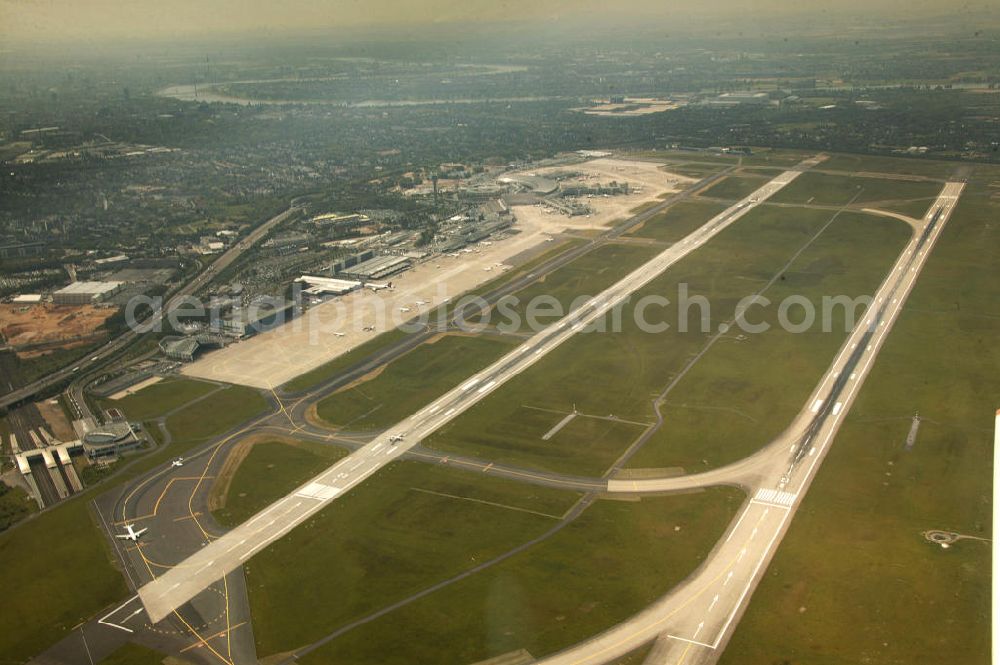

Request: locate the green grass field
(164, 384), (268, 441)
(98, 643), (167, 665)
(299, 486), (744, 665)
(720, 174), (997, 665)
(104, 377), (218, 420)
(819, 153), (962, 178)
(0, 499), (129, 661)
(771, 171), (943, 208)
(0, 484), (39, 532)
(701, 174), (771, 200)
(628, 210), (910, 471)
(212, 439), (348, 528)
(660, 163), (730, 178)
(246, 461), (580, 656)
(628, 200), (728, 243)
(316, 334), (517, 430)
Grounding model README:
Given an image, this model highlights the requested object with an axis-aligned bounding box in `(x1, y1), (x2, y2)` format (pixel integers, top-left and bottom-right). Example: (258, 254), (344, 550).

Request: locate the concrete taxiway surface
(138, 157), (825, 623)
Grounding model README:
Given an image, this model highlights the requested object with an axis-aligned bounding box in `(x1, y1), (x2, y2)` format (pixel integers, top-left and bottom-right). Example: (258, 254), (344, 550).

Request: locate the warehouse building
(52, 281), (123, 305)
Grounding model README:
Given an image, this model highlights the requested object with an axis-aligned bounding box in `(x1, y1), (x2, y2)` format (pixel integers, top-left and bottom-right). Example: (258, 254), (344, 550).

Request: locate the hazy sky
(0, 0), (973, 44)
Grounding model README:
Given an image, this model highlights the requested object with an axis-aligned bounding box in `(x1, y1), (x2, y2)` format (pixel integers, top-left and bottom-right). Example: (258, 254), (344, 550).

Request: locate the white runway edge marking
(752, 488), (797, 507)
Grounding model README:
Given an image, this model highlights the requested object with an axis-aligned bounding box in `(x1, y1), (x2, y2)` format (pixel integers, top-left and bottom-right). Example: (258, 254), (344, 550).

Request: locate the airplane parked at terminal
(366, 282), (393, 292)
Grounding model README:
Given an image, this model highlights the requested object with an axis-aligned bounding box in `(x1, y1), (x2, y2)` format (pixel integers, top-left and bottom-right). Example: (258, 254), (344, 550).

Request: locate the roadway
(138, 156), (825, 623)
(531, 181), (965, 665)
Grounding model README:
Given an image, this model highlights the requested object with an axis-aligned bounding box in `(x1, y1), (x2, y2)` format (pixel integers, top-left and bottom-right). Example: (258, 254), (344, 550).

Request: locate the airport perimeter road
(532, 182), (965, 665)
(0, 204), (300, 411)
(138, 157), (824, 623)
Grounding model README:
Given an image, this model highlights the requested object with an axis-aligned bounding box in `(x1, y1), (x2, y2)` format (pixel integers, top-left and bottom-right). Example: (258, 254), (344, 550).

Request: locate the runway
(137, 156), (825, 623)
(531, 181), (965, 665)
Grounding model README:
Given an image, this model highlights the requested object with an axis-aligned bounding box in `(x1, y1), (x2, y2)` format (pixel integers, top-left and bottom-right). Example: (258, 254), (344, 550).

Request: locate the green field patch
(98, 643), (167, 665)
(164, 384), (268, 441)
(771, 171), (943, 207)
(661, 163), (730, 178)
(871, 197), (935, 219)
(246, 461), (579, 656)
(0, 484), (38, 532)
(212, 439), (348, 528)
(104, 377), (218, 420)
(627, 199), (728, 243)
(0, 499), (129, 661)
(701, 174), (771, 200)
(437, 402), (648, 476)
(819, 153), (961, 178)
(316, 335), (517, 430)
(300, 486), (744, 665)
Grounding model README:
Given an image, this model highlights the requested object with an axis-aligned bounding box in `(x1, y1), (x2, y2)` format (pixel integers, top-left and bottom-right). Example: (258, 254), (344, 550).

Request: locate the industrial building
(52, 281), (123, 305)
(338, 254), (412, 281)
